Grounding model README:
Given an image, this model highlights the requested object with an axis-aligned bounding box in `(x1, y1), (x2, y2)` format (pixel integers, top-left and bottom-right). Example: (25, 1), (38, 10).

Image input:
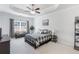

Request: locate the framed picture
(42, 19), (49, 26)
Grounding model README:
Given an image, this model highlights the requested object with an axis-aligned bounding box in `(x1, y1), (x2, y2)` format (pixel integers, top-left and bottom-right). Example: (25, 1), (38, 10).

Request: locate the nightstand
(52, 35), (58, 43)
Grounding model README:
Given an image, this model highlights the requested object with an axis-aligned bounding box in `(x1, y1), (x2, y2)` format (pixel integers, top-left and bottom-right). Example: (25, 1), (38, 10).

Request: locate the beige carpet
(10, 38), (79, 54)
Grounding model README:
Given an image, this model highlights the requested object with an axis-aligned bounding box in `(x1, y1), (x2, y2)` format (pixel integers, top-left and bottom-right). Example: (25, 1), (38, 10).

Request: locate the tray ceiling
(10, 4), (59, 15)
(0, 4), (79, 17)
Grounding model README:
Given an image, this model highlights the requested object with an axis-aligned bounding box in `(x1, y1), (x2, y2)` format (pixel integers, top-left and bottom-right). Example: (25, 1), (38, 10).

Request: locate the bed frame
(25, 35), (52, 49)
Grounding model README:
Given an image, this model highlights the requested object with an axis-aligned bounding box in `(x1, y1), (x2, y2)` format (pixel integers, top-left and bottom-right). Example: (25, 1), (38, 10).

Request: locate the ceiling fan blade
(35, 8), (40, 10)
(24, 10), (30, 12)
(26, 7), (32, 10)
(35, 11), (40, 14)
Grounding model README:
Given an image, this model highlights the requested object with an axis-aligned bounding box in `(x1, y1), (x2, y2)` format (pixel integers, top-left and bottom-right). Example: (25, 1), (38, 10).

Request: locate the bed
(25, 29), (52, 49)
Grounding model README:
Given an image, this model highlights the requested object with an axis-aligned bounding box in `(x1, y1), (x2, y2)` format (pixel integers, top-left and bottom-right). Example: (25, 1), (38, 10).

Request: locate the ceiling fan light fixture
(30, 11), (35, 14)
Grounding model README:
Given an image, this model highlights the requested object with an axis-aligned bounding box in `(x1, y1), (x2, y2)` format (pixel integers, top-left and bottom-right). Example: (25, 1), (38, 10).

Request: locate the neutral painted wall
(0, 12), (34, 37)
(34, 15), (55, 33)
(34, 5), (79, 47)
(0, 12), (10, 36)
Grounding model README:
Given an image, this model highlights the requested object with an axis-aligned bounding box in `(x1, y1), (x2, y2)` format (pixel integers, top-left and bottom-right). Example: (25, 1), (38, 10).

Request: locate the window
(14, 20), (27, 33)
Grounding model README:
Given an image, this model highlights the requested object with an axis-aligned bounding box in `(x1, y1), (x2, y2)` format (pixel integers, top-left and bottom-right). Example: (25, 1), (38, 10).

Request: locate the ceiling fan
(26, 4), (40, 14)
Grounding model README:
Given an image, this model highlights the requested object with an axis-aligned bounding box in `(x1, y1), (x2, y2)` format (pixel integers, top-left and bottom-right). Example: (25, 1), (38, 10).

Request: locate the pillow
(41, 29), (49, 34)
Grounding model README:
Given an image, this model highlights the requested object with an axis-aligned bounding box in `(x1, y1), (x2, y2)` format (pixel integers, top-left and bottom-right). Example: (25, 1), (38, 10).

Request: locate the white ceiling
(55, 4), (79, 12)
(10, 4), (59, 15)
(10, 4), (54, 10)
(30, 4), (54, 10)
(9, 4), (79, 15)
(0, 4), (79, 17)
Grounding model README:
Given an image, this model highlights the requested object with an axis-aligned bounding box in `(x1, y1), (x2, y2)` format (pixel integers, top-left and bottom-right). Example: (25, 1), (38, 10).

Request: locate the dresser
(0, 35), (10, 54)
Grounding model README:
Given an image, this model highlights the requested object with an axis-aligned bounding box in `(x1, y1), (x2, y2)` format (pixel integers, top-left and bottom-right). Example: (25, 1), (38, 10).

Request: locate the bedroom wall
(34, 5), (79, 47)
(0, 12), (34, 37)
(0, 13), (10, 36)
(34, 14), (55, 33)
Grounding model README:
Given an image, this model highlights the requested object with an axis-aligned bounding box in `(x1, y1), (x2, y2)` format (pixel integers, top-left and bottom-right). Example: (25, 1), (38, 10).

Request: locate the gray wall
(0, 12), (34, 37)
